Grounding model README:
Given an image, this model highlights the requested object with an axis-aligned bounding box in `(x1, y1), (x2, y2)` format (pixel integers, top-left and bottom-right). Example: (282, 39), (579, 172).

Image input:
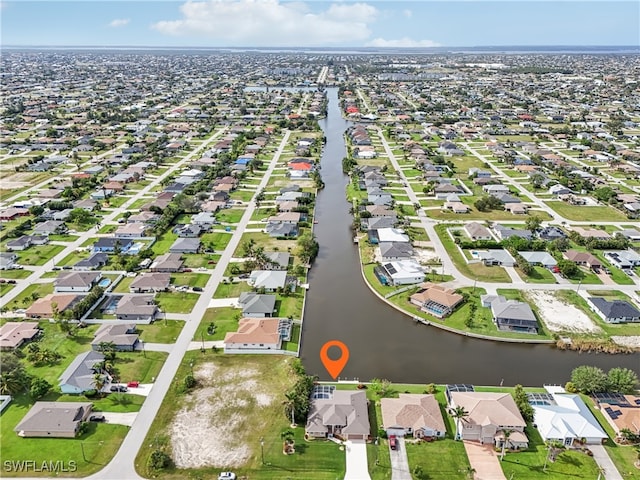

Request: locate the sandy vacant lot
(169, 357), (288, 469)
(527, 290), (602, 334)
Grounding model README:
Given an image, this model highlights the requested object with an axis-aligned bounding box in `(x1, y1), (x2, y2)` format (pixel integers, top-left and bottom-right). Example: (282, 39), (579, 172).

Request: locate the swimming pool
(98, 278), (111, 288)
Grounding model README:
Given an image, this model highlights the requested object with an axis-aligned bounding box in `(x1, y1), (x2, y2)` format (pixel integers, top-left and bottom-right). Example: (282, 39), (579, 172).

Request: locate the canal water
(300, 87), (640, 385)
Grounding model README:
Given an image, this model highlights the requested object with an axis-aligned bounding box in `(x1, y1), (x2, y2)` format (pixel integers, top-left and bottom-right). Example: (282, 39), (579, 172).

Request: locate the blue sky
(1, 1), (638, 47)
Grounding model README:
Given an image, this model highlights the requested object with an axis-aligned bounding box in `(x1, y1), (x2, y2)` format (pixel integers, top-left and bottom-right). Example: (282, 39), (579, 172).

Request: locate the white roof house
(379, 259), (425, 286)
(377, 228), (410, 243)
(533, 393), (607, 446)
(519, 251), (558, 268)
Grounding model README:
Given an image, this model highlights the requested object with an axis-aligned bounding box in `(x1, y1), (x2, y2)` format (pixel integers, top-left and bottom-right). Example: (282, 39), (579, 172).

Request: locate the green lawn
(57, 251), (90, 266)
(434, 225), (512, 283)
(151, 231), (178, 255)
(155, 292), (199, 314)
(274, 290), (305, 318)
(6, 282), (54, 311)
(544, 201), (629, 221)
(137, 320), (184, 344)
(0, 283), (15, 295)
(215, 208), (245, 224)
(213, 280), (253, 299)
(111, 351), (167, 384)
(405, 440), (471, 480)
(17, 245), (64, 266)
(22, 321), (99, 386)
(500, 425), (601, 480)
(0, 269), (32, 280)
(182, 253), (220, 269)
(0, 394), (129, 477)
(169, 273), (210, 288)
(135, 354), (346, 479)
(111, 276), (134, 293)
(47, 234), (80, 242)
(516, 265), (556, 284)
(565, 267), (603, 285)
(194, 307), (239, 342)
(234, 231), (298, 256)
(200, 232), (232, 251)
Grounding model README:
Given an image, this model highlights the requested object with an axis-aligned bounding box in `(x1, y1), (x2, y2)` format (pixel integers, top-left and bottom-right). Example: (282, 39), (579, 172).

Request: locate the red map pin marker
(320, 340), (350, 380)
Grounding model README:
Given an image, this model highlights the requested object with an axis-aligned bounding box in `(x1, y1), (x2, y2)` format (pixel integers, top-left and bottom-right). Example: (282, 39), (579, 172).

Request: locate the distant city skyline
(2, 1), (639, 48)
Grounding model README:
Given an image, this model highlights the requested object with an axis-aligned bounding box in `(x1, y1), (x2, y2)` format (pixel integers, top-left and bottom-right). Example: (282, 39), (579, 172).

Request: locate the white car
(218, 473), (236, 480)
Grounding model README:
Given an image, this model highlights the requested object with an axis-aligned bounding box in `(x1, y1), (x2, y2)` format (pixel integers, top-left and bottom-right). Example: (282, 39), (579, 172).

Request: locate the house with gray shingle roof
(91, 323), (139, 351)
(14, 402), (93, 438)
(306, 388), (370, 441)
(588, 297), (640, 324)
(485, 295), (538, 334)
(519, 251), (557, 268)
(237, 292), (276, 318)
(59, 351), (109, 394)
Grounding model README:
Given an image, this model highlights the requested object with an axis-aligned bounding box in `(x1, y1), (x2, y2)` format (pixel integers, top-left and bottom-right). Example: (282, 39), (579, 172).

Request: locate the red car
(389, 435), (397, 450)
(127, 381), (139, 388)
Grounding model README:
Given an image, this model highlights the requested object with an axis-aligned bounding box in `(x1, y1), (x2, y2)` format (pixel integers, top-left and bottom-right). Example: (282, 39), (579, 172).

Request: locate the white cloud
(402, 9), (412, 18)
(366, 37), (441, 48)
(152, 0), (378, 46)
(108, 18), (130, 28)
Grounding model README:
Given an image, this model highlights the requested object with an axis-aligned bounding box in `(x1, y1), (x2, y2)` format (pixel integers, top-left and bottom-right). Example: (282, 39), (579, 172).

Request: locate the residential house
(464, 222), (493, 241)
(0, 252), (18, 270)
(493, 225), (533, 241)
(604, 250), (640, 269)
(114, 295), (158, 321)
(476, 250), (516, 267)
(114, 223), (146, 238)
(26, 294), (83, 318)
(72, 252), (109, 270)
(379, 242), (414, 262)
(519, 251), (558, 269)
(191, 211), (217, 226)
(482, 295), (538, 334)
(572, 227), (611, 240)
(248, 270), (293, 292)
(381, 394), (446, 439)
(616, 229), (640, 241)
(369, 228), (410, 245)
(563, 250), (602, 270)
(410, 283), (464, 318)
(59, 350), (109, 394)
(0, 322), (41, 350)
(14, 402), (93, 438)
(33, 220), (67, 236)
(237, 292), (276, 318)
(91, 323), (139, 351)
(539, 226), (567, 242)
(150, 253), (183, 272)
(223, 318), (292, 352)
(263, 252), (291, 270)
(533, 392), (607, 446)
(588, 297), (640, 324)
(93, 237), (133, 254)
(6, 235), (48, 251)
(375, 259), (425, 286)
(449, 391), (528, 447)
(306, 387), (370, 441)
(169, 237), (201, 254)
(265, 222), (298, 238)
(362, 216), (396, 230)
(54, 271), (102, 293)
(367, 188), (393, 206)
(129, 273), (171, 293)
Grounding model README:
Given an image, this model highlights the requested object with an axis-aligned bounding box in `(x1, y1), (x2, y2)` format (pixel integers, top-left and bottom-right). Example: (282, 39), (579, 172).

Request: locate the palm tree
(0, 373), (22, 395)
(500, 429), (513, 461)
(93, 373), (107, 393)
(450, 406), (469, 441)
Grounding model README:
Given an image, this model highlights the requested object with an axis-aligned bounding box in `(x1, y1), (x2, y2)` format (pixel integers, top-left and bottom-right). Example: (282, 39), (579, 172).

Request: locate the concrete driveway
(101, 412), (138, 427)
(589, 445), (623, 480)
(390, 437), (412, 480)
(344, 439), (372, 480)
(463, 441), (506, 480)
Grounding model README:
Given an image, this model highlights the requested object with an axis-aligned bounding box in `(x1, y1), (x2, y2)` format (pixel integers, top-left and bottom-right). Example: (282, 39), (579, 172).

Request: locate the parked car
(110, 385), (128, 392)
(127, 381), (139, 388)
(183, 268), (192, 272)
(389, 435), (398, 450)
(89, 414), (105, 422)
(192, 286), (203, 292)
(218, 473), (236, 480)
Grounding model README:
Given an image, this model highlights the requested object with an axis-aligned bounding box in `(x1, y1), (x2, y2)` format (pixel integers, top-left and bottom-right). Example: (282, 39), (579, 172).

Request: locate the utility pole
(260, 437), (265, 465)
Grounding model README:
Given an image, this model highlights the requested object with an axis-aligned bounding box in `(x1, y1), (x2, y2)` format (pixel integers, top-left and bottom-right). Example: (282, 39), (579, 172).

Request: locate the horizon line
(2, 44), (639, 49)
